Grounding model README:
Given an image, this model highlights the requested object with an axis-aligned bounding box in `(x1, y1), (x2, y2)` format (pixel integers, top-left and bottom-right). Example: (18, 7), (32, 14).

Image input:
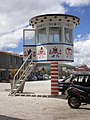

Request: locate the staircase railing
(12, 52), (33, 89)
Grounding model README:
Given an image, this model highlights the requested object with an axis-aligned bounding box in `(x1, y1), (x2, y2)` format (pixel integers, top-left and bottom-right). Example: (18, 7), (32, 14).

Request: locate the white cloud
(74, 34), (90, 67)
(0, 0), (66, 34)
(0, 0), (66, 51)
(0, 28), (22, 50)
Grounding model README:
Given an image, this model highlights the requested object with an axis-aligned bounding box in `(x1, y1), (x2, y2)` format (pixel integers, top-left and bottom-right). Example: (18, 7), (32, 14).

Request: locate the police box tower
(23, 14), (80, 95)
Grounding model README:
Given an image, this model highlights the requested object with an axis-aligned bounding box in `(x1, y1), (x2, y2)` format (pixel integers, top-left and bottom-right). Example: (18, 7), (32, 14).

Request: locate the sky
(0, 0), (90, 67)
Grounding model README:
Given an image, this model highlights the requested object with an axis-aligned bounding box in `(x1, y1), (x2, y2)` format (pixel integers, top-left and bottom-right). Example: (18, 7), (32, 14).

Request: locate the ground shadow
(79, 106), (90, 110)
(58, 94), (67, 100)
(0, 115), (24, 120)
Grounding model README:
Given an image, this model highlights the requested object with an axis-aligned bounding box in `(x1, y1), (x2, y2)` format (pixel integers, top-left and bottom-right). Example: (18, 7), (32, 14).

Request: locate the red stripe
(51, 76), (58, 78)
(51, 69), (58, 71)
(51, 76), (58, 79)
(51, 80), (58, 82)
(51, 65), (58, 68)
(51, 88), (58, 90)
(51, 73), (58, 75)
(51, 92), (58, 95)
(51, 84), (58, 86)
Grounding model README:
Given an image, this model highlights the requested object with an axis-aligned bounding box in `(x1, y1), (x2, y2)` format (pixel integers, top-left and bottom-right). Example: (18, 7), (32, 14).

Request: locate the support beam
(51, 62), (59, 95)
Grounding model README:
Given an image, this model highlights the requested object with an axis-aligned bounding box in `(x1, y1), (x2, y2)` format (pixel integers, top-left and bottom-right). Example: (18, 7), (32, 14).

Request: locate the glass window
(78, 76), (84, 82)
(9, 56), (13, 63)
(15, 57), (18, 64)
(38, 28), (46, 44)
(65, 28), (72, 43)
(23, 29), (35, 45)
(49, 27), (61, 43)
(87, 76), (90, 83)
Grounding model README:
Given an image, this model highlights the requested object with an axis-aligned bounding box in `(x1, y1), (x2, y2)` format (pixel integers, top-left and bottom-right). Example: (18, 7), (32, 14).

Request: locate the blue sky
(0, 0), (90, 66)
(65, 5), (90, 37)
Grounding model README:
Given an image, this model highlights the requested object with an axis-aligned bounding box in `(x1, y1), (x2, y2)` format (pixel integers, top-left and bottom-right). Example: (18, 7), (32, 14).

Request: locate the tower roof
(29, 14), (80, 28)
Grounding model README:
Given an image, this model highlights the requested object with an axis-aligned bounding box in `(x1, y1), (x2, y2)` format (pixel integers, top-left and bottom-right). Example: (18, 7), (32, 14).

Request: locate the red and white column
(51, 62), (58, 95)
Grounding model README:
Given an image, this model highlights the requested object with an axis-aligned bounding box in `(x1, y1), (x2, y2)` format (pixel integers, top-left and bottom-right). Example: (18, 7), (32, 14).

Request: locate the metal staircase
(10, 52), (36, 95)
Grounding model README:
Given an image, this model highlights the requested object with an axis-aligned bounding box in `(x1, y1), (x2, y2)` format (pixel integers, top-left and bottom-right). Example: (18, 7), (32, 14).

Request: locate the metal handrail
(12, 52), (33, 88)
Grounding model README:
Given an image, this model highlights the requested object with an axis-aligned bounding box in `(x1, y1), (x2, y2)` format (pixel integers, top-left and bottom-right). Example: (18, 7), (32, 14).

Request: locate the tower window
(38, 28), (46, 44)
(64, 28), (72, 43)
(49, 27), (61, 43)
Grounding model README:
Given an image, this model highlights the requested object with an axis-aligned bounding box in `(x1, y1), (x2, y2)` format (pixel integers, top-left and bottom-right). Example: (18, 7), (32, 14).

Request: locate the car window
(73, 75), (90, 83)
(72, 76), (85, 82)
(72, 76), (78, 82)
(87, 76), (90, 83)
(80, 76), (90, 83)
(64, 74), (90, 84)
(86, 76), (90, 82)
(64, 75), (73, 83)
(79, 76), (84, 82)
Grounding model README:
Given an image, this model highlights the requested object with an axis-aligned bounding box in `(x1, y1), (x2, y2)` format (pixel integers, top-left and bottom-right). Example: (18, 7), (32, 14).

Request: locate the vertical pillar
(51, 62), (59, 95)
(61, 24), (65, 43)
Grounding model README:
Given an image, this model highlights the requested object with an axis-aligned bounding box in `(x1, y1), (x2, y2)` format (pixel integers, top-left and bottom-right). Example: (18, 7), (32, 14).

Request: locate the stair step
(30, 65), (33, 67)
(19, 80), (23, 82)
(16, 84), (20, 87)
(12, 89), (17, 91)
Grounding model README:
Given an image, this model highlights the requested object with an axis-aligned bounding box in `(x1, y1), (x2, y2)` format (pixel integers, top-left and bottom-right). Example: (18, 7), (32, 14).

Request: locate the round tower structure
(23, 14), (80, 95)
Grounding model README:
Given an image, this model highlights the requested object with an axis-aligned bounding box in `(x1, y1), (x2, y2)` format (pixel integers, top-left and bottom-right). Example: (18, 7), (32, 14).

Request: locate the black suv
(58, 73), (90, 94)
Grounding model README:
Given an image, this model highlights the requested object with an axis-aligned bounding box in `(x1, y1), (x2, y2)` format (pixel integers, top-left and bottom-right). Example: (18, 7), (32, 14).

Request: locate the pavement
(0, 80), (90, 120)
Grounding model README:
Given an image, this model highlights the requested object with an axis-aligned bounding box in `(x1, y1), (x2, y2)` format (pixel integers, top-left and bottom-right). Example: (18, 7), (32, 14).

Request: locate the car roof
(74, 73), (90, 76)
